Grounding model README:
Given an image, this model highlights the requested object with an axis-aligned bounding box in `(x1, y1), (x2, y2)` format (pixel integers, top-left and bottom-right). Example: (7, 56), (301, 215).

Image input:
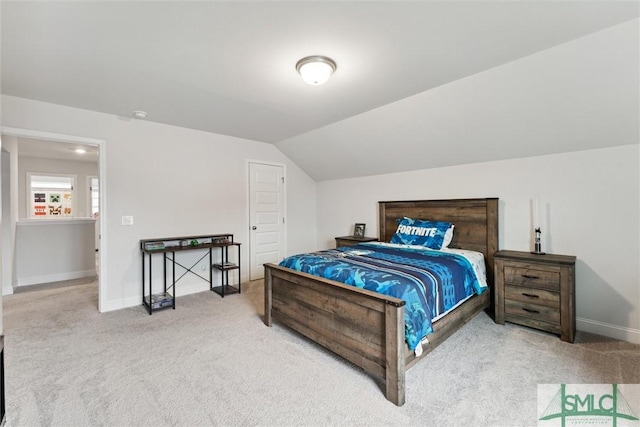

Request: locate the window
(28, 174), (76, 218)
(88, 177), (99, 218)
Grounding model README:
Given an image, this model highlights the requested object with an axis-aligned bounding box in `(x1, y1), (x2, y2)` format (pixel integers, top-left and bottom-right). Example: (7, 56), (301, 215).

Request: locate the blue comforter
(279, 243), (485, 350)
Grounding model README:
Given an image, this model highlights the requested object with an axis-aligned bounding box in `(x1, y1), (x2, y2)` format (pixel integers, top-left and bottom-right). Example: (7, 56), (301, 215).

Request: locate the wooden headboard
(378, 198), (499, 287)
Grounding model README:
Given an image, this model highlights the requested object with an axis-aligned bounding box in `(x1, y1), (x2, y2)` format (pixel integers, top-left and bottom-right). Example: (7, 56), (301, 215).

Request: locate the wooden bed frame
(264, 198), (499, 405)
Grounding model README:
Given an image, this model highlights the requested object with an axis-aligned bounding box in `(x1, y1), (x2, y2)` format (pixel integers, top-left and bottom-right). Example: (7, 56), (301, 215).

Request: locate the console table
(211, 241), (241, 297)
(140, 233), (241, 314)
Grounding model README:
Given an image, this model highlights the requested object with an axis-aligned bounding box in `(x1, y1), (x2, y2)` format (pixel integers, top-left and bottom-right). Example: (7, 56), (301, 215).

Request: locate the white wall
(1, 95), (317, 311)
(0, 1), (3, 332)
(316, 145), (640, 344)
(15, 219), (96, 286)
(0, 135), (19, 301)
(17, 156), (98, 219)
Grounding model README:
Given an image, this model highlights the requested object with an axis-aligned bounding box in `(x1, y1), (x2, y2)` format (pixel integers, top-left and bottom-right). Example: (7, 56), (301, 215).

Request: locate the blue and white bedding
(279, 242), (487, 351)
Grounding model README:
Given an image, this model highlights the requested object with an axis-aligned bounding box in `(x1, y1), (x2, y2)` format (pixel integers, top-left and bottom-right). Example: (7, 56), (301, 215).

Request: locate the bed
(263, 198), (498, 405)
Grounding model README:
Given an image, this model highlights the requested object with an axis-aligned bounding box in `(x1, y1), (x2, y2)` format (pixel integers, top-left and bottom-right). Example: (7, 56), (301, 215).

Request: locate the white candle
(533, 198), (539, 229)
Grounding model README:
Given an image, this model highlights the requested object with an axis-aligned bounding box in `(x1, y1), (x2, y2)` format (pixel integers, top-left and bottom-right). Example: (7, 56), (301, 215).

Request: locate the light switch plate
(122, 216), (134, 226)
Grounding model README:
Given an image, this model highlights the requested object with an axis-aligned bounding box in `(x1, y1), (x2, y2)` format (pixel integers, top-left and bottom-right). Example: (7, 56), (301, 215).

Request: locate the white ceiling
(15, 138), (99, 163)
(2, 1), (638, 146)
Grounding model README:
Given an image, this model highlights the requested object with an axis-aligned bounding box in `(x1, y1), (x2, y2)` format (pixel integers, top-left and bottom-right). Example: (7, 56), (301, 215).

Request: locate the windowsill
(17, 218), (96, 226)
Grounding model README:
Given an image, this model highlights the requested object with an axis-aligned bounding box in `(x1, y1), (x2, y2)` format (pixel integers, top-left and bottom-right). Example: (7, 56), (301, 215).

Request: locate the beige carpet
(3, 280), (639, 426)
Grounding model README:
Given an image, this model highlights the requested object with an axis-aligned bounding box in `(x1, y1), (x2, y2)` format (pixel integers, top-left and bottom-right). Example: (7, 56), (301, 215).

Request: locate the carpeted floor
(2, 280), (639, 426)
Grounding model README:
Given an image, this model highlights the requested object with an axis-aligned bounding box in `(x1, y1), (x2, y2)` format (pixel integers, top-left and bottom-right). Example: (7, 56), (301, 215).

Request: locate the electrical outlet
(122, 216), (134, 226)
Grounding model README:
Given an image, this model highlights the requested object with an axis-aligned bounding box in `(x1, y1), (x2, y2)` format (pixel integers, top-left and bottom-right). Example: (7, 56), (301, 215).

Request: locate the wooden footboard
(264, 263), (490, 406)
(264, 263), (407, 405)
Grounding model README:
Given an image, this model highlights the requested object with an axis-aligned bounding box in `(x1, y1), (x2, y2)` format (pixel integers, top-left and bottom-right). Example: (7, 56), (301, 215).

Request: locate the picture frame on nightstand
(353, 223), (366, 238)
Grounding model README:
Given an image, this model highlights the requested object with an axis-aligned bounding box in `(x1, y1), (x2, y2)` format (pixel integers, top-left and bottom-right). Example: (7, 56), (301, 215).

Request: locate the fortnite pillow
(390, 217), (454, 250)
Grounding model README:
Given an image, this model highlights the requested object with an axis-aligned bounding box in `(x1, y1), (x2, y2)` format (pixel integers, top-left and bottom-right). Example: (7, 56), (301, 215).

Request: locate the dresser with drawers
(494, 250), (576, 343)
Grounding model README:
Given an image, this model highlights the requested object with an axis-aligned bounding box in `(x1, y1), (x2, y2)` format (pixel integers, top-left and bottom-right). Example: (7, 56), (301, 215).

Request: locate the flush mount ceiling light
(74, 148), (86, 154)
(295, 56), (337, 85)
(132, 110), (148, 119)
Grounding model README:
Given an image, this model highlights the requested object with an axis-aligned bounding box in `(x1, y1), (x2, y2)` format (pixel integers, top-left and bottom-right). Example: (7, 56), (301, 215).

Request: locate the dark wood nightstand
(335, 235), (378, 248)
(494, 250), (576, 343)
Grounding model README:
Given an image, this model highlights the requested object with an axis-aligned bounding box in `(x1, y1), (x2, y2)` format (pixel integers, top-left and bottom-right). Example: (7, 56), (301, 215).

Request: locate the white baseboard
(174, 281), (211, 298)
(577, 317), (640, 345)
(100, 281), (213, 312)
(101, 295), (141, 313)
(16, 270), (97, 287)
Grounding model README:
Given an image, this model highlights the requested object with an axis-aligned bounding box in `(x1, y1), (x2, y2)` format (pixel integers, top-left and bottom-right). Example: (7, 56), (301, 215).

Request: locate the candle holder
(532, 227), (545, 255)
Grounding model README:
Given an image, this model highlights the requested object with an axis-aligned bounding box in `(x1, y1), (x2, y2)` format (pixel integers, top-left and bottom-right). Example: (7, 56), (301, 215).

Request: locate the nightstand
(494, 250), (576, 343)
(335, 235), (378, 248)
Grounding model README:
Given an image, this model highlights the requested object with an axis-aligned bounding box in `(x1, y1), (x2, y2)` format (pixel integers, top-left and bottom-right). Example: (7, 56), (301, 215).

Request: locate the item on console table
(144, 242), (165, 251)
(213, 261), (237, 269)
(144, 292), (174, 310)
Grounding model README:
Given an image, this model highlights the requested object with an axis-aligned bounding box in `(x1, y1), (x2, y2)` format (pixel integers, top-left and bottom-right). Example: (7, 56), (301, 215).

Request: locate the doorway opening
(1, 127), (107, 312)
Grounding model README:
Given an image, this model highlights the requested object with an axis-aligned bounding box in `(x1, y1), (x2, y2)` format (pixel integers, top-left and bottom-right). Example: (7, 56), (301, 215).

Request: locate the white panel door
(249, 162), (284, 280)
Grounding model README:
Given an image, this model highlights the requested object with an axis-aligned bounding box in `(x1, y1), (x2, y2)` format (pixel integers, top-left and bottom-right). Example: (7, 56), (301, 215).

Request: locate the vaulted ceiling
(2, 1), (638, 180)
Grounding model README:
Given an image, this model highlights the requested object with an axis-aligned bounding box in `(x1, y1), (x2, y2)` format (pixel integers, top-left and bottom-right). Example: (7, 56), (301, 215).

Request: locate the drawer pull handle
(522, 293), (539, 299)
(522, 307), (540, 314)
(522, 274), (539, 279)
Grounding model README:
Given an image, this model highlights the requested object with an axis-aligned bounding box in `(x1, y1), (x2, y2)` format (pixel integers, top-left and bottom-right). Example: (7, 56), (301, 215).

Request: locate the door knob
(252, 226), (257, 230)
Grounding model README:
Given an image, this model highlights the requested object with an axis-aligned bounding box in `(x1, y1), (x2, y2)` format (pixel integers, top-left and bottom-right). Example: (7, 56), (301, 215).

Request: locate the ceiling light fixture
(296, 56), (337, 85)
(74, 148), (86, 154)
(132, 110), (148, 119)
